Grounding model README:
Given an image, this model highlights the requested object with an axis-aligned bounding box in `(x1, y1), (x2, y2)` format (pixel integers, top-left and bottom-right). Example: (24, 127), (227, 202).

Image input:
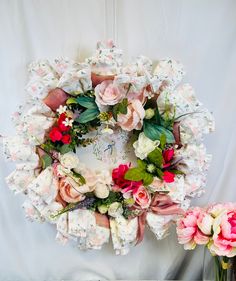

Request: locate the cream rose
(108, 202), (123, 218)
(59, 152), (80, 170)
(94, 183), (110, 199)
(133, 132), (160, 160)
(95, 80), (125, 106)
(117, 99), (145, 131)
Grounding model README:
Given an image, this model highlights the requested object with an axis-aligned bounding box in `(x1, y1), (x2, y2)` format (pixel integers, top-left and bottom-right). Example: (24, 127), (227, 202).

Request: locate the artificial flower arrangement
(3, 40), (216, 256)
(177, 204), (236, 280)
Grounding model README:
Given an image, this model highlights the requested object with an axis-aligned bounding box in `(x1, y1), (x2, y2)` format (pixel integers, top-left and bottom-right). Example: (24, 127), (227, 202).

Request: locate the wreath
(3, 41), (214, 255)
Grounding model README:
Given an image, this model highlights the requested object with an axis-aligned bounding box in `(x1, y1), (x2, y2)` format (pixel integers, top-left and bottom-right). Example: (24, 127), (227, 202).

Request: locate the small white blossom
(62, 117), (73, 127)
(101, 126), (113, 135)
(56, 105), (67, 115)
(108, 202), (123, 218)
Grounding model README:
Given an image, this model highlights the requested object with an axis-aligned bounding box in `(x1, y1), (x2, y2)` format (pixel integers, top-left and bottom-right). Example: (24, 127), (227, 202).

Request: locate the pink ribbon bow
(136, 193), (184, 244)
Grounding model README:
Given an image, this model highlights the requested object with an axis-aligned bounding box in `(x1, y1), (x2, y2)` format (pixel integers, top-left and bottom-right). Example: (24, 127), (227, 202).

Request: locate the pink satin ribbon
(136, 193), (184, 244)
(43, 88), (68, 112)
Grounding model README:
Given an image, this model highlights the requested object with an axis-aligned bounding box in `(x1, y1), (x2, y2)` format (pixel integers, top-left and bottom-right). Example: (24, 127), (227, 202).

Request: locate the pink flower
(163, 148), (174, 168)
(117, 99), (145, 131)
(58, 177), (85, 203)
(133, 186), (151, 209)
(176, 207), (211, 250)
(112, 163), (142, 192)
(95, 80), (125, 106)
(208, 203), (236, 257)
(163, 171), (175, 183)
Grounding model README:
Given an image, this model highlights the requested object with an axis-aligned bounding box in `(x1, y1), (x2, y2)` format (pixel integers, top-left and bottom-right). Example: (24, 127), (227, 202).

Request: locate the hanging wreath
(3, 41), (214, 255)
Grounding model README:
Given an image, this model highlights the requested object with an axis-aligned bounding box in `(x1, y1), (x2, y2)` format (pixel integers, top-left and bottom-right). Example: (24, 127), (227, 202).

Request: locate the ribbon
(43, 88), (68, 112)
(173, 121), (182, 147)
(91, 72), (114, 87)
(95, 212), (110, 229)
(136, 193), (184, 244)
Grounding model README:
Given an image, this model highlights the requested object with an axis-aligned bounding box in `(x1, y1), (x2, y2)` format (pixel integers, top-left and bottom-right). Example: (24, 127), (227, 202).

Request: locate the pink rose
(208, 203), (236, 257)
(133, 186), (151, 209)
(58, 177), (85, 203)
(117, 99), (145, 131)
(95, 80), (125, 106)
(176, 207), (211, 250)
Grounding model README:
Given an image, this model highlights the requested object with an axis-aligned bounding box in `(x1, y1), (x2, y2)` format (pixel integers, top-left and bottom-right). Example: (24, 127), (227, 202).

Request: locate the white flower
(108, 202), (123, 218)
(56, 105), (67, 115)
(59, 152), (80, 170)
(101, 126), (114, 135)
(94, 183), (110, 199)
(133, 132), (160, 160)
(62, 117), (73, 127)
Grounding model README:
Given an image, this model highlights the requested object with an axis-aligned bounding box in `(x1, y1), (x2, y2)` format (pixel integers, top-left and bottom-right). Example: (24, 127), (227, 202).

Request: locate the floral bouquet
(177, 204), (236, 280)
(2, 41), (215, 256)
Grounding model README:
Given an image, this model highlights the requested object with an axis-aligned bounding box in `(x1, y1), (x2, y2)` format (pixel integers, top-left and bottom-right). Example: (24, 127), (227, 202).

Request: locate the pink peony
(117, 99), (145, 131)
(176, 207), (211, 250)
(95, 80), (125, 106)
(112, 163), (142, 193)
(163, 171), (175, 183)
(133, 186), (151, 209)
(208, 203), (236, 257)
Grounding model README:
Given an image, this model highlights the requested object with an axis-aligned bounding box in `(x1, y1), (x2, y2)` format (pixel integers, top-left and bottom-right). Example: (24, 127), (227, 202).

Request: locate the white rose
(94, 183), (110, 199)
(59, 152), (80, 170)
(108, 202), (123, 218)
(133, 132), (160, 160)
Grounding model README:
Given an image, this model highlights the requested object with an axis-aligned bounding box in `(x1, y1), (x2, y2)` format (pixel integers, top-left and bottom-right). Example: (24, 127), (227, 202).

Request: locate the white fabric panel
(0, 0), (236, 280)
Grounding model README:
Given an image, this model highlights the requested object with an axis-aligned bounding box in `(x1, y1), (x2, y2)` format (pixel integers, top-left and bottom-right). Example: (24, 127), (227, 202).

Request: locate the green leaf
(169, 169), (185, 175)
(147, 148), (163, 167)
(144, 121), (175, 143)
(156, 167), (164, 179)
(124, 168), (144, 181)
(66, 97), (78, 105)
(137, 159), (147, 170)
(41, 154), (53, 169)
(160, 134), (166, 150)
(77, 108), (100, 123)
(76, 96), (98, 109)
(59, 144), (73, 154)
(142, 172), (154, 186)
(72, 170), (86, 185)
(154, 107), (161, 125)
(112, 98), (128, 121)
(69, 90), (83, 96)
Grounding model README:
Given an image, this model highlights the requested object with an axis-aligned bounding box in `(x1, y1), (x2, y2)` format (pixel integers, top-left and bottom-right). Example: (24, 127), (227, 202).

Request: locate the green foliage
(168, 169), (185, 175)
(147, 148), (163, 167)
(124, 162), (154, 186)
(59, 144), (73, 154)
(112, 98), (128, 121)
(124, 167), (144, 181)
(66, 97), (78, 105)
(72, 170), (86, 185)
(76, 96), (98, 109)
(143, 121), (175, 143)
(77, 108), (100, 123)
(160, 134), (167, 150)
(40, 154), (52, 169)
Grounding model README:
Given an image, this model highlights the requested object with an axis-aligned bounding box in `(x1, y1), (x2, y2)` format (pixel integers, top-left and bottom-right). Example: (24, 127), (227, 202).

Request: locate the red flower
(49, 127), (62, 142)
(58, 113), (70, 132)
(61, 134), (71, 144)
(163, 171), (175, 183)
(112, 163), (142, 193)
(163, 148), (174, 168)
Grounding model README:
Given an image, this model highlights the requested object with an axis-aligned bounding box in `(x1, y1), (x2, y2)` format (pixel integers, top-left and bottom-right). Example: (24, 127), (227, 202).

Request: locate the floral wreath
(3, 41), (215, 255)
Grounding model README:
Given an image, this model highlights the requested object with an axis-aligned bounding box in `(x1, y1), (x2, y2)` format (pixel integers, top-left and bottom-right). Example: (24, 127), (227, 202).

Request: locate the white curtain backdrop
(0, 0), (236, 280)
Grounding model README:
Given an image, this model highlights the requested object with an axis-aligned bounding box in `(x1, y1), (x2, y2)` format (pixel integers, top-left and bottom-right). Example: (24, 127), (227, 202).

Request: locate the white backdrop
(0, 0), (236, 280)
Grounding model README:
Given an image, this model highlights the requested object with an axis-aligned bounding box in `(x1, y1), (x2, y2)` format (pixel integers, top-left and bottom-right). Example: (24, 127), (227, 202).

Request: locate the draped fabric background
(0, 0), (236, 280)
